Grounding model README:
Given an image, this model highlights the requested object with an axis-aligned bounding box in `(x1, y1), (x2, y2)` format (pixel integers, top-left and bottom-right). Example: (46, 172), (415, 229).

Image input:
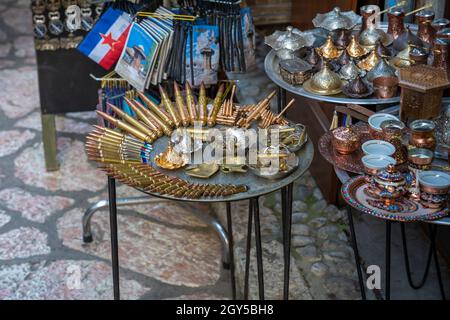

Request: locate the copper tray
(342, 176), (449, 222)
(318, 123), (372, 174)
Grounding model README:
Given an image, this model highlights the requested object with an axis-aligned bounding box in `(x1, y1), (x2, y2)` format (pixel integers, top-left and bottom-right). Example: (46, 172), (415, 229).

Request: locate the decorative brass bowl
(346, 35), (368, 58)
(303, 64), (342, 95)
(358, 50), (381, 71)
(312, 7), (361, 31)
(317, 36), (342, 60)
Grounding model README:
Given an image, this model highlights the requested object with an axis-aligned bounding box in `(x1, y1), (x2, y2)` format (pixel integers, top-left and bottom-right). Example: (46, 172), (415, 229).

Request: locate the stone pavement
(0, 1), (449, 300)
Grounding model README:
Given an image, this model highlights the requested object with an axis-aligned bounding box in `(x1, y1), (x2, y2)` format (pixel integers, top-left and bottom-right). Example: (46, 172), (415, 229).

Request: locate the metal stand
(281, 184), (293, 300)
(346, 213), (447, 301)
(401, 223), (446, 300)
(243, 199), (253, 300)
(83, 196), (231, 267)
(107, 177), (120, 300)
(226, 202), (236, 299)
(346, 206), (367, 300)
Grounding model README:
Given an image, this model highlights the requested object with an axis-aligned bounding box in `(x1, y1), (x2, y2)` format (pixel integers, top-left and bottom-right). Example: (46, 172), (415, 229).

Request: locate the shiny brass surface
(159, 85), (181, 127)
(346, 35), (368, 58)
(305, 64), (342, 95)
(358, 50), (381, 71)
(185, 82), (198, 125)
(207, 84), (225, 127)
(174, 82), (190, 127)
(198, 82), (208, 126)
(317, 36), (342, 60)
(137, 91), (174, 127)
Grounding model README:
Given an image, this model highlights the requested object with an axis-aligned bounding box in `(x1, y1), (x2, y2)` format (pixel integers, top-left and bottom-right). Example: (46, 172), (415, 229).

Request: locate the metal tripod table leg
(107, 176), (120, 300)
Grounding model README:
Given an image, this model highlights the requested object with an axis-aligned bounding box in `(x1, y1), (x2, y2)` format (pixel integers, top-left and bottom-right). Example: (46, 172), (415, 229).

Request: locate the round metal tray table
(105, 136), (314, 300)
(264, 49), (401, 105)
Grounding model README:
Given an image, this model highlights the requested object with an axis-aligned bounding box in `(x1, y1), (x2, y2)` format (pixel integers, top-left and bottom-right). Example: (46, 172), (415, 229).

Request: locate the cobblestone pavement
(1, 1), (448, 300)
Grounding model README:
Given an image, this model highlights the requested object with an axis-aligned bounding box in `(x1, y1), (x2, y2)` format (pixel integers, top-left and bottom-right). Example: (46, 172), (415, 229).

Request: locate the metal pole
(226, 202), (236, 299)
(283, 183), (293, 300)
(385, 220), (392, 300)
(346, 206), (367, 300)
(244, 199), (253, 300)
(108, 176), (120, 300)
(253, 197), (264, 300)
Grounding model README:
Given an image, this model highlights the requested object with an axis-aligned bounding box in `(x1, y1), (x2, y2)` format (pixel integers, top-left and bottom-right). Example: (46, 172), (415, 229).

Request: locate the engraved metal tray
(342, 175), (449, 222)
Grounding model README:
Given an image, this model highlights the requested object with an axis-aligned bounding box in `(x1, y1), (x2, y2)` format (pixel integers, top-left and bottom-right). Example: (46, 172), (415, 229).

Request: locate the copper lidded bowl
(331, 126), (360, 155)
(374, 164), (407, 204)
(303, 64), (342, 96)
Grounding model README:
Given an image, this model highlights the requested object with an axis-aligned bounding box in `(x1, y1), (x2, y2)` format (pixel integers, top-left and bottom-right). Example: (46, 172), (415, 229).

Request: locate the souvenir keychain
(62, 2), (82, 49)
(32, 0), (47, 50)
(80, 6), (94, 32)
(47, 0), (64, 37)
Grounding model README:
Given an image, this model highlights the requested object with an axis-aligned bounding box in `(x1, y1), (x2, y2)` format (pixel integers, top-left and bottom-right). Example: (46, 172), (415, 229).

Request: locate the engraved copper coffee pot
(432, 38), (450, 73)
(387, 8), (405, 40)
(416, 10), (436, 46)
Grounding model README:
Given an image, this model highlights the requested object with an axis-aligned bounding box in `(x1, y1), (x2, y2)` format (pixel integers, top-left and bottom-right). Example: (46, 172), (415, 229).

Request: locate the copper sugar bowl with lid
(331, 126), (360, 155)
(373, 164), (407, 205)
(409, 119), (437, 150)
(387, 7), (405, 40)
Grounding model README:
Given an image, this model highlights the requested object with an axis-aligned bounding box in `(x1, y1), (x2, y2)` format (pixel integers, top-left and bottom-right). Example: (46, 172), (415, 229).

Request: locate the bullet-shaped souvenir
(207, 83), (225, 127)
(108, 103), (158, 139)
(125, 99), (164, 137)
(96, 111), (155, 143)
(136, 91), (174, 127)
(198, 82), (208, 126)
(159, 85), (181, 127)
(130, 99), (173, 136)
(173, 82), (190, 127)
(185, 82), (198, 125)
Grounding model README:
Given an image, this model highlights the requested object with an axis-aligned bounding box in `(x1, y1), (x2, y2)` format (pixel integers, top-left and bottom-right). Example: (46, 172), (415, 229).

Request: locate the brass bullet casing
(198, 82), (208, 126)
(108, 103), (158, 139)
(136, 91), (174, 128)
(159, 85), (181, 127)
(130, 99), (173, 136)
(246, 90), (276, 123)
(96, 111), (155, 143)
(185, 82), (198, 125)
(173, 82), (190, 127)
(126, 99), (164, 137)
(207, 84), (225, 127)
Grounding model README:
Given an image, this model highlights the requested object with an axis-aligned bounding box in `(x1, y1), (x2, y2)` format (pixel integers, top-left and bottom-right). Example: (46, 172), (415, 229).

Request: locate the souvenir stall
(40, 0), (313, 301)
(264, 2), (450, 299)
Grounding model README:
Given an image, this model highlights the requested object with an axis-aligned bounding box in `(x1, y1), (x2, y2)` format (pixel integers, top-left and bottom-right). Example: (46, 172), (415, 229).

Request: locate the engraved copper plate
(318, 123), (372, 174)
(342, 176), (449, 222)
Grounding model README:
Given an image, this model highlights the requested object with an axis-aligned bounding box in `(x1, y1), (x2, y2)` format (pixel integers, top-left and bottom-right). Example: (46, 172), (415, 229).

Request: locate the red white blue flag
(78, 8), (132, 70)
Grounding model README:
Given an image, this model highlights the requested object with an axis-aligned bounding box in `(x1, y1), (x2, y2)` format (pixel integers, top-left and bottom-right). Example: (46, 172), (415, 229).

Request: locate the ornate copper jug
(387, 8), (405, 40)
